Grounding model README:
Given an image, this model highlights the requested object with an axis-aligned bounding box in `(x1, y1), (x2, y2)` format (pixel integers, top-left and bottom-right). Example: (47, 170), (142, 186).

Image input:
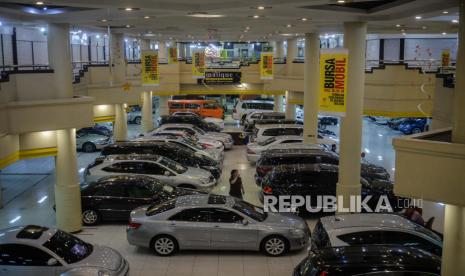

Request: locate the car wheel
(82, 142), (97, 153)
(412, 127), (422, 134)
(134, 116), (142, 125)
(261, 235), (289, 256)
(82, 209), (100, 226)
(177, 184), (196, 190)
(151, 235), (178, 256)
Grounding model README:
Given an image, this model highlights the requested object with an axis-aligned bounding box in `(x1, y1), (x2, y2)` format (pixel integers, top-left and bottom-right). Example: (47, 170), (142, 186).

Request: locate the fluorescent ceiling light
(415, 16), (422, 20)
(188, 12), (224, 18)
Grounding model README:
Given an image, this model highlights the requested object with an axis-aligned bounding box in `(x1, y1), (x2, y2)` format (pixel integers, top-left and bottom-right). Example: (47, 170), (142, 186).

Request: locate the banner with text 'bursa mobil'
(141, 50), (159, 87)
(319, 48), (348, 116)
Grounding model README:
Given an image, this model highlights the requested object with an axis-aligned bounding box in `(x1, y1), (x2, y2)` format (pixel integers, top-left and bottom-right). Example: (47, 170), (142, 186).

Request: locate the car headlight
(290, 229), (305, 237)
(201, 166), (217, 172)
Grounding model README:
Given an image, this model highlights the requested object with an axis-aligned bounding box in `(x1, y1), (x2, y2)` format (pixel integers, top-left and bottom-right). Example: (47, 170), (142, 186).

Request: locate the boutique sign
(198, 71), (242, 84)
(319, 48), (348, 115)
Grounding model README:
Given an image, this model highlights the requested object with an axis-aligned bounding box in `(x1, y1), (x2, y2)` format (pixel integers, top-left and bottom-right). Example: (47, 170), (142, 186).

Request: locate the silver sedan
(126, 194), (310, 256)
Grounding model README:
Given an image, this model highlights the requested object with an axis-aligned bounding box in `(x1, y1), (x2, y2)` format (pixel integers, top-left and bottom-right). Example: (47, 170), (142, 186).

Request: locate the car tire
(150, 235), (178, 256)
(412, 127), (422, 134)
(134, 116), (142, 125)
(82, 142), (97, 153)
(82, 209), (101, 226)
(177, 184), (196, 190)
(260, 235), (289, 256)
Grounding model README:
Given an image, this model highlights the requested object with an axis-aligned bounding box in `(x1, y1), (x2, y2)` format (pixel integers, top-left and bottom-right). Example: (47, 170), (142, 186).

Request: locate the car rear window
(311, 220), (331, 249)
(146, 199), (176, 216)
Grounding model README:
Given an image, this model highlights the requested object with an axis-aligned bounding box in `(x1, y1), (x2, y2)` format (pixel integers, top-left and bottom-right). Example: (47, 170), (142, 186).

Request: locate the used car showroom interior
(0, 0), (465, 275)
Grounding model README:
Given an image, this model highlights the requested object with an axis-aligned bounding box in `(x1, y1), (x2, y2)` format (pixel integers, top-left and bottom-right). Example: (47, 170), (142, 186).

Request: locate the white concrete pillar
(55, 129), (81, 232)
(140, 39), (150, 51)
(286, 38), (297, 75)
(47, 23), (73, 98)
(443, 1), (465, 275)
(336, 22), (367, 210)
(110, 33), (126, 84)
(285, 91), (296, 119)
(114, 104), (128, 141)
(142, 91), (154, 133)
(275, 41), (285, 59)
(273, 95), (284, 112)
(303, 33), (320, 144)
(158, 41), (167, 62)
(158, 96), (170, 116)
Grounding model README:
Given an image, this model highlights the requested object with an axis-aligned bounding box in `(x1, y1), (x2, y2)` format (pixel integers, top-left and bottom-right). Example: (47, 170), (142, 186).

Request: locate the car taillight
(201, 143), (213, 149)
(319, 272), (328, 276)
(247, 148), (255, 154)
(257, 167), (271, 175)
(128, 223), (141, 229)
(263, 185), (273, 194)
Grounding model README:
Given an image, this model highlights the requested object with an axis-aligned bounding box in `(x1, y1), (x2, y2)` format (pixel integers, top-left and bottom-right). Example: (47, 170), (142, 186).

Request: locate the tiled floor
(0, 118), (446, 276)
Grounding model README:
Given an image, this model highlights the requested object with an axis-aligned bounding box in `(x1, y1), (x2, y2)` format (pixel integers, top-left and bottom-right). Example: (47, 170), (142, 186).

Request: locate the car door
(139, 162), (175, 185)
(0, 244), (61, 276)
(92, 184), (130, 220)
(125, 184), (156, 217)
(167, 208), (213, 249)
(210, 208), (258, 250)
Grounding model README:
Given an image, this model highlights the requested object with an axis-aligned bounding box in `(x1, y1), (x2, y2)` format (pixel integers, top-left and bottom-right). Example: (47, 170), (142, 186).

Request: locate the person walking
(229, 169), (244, 199)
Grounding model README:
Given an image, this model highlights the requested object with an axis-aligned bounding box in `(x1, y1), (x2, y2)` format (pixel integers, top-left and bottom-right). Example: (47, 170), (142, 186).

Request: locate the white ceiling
(0, 0), (460, 41)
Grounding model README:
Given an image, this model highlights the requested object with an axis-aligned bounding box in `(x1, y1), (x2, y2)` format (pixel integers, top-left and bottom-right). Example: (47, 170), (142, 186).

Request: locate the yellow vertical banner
(441, 49), (451, 67)
(260, 52), (274, 80)
(141, 50), (159, 86)
(192, 51), (205, 79)
(168, 47), (178, 64)
(319, 48), (348, 115)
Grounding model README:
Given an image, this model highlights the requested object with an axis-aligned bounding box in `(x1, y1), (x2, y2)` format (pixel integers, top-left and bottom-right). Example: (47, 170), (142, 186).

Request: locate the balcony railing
(365, 59), (457, 73)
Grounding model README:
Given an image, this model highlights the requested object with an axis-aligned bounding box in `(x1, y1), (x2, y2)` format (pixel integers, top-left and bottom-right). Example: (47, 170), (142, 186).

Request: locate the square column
(285, 91), (296, 119)
(47, 23), (73, 98)
(303, 33), (320, 144)
(273, 95), (284, 112)
(286, 38), (297, 75)
(141, 91), (154, 133)
(110, 33), (126, 84)
(114, 103), (128, 141)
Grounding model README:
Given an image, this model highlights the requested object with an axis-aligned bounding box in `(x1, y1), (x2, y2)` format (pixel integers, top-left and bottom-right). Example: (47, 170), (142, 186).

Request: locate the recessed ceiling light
(452, 19), (459, 23)
(337, 0), (345, 3)
(257, 6), (265, 10)
(144, 16), (150, 19)
(415, 16), (422, 20)
(36, 1), (44, 5)
(443, 11), (449, 14)
(125, 24), (132, 28)
(100, 19), (108, 22)
(442, 32), (447, 35)
(395, 24), (401, 27)
(402, 32), (406, 36)
(401, 29), (405, 32)
(125, 7), (133, 11)
(422, 26), (427, 29)
(188, 12), (224, 18)
(301, 18), (307, 21)
(286, 24), (292, 28)
(253, 15), (260, 18)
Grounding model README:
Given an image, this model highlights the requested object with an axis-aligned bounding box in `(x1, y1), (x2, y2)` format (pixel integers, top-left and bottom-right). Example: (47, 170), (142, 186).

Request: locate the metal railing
(365, 59), (457, 72)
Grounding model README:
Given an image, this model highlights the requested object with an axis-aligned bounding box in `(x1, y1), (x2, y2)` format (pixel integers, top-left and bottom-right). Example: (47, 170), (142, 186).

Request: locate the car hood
(204, 117), (223, 124)
(73, 245), (123, 271)
(263, 211), (307, 229)
(206, 132), (232, 140)
(247, 143), (266, 153)
(199, 138), (223, 148)
(184, 166), (213, 179)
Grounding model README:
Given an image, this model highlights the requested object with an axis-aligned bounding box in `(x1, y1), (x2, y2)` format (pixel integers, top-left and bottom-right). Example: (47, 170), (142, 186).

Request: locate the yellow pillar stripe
(19, 147), (58, 159)
(94, 115), (116, 123)
(0, 151), (20, 169)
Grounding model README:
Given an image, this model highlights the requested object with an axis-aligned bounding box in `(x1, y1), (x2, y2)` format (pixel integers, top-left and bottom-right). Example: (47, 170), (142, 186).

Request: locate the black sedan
(294, 245), (441, 276)
(159, 114), (220, 132)
(80, 175), (201, 225)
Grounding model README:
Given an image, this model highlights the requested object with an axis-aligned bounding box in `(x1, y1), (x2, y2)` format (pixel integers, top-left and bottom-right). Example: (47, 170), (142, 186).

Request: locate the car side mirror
(242, 219), (249, 226)
(47, 258), (58, 266)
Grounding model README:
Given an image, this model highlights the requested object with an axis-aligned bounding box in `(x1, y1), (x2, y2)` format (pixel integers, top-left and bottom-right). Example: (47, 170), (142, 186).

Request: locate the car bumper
(223, 140), (233, 149)
(198, 181), (216, 191)
(246, 153), (260, 163)
(289, 236), (310, 251)
(255, 174), (263, 186)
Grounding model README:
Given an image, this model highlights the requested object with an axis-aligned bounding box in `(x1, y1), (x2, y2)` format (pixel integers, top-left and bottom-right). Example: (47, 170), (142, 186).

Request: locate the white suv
(233, 100), (274, 122)
(251, 124), (303, 143)
(311, 213), (442, 256)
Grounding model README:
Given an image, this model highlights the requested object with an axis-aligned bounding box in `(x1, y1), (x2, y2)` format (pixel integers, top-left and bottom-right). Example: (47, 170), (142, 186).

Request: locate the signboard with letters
(197, 71), (241, 84)
(319, 48), (348, 115)
(141, 50), (159, 86)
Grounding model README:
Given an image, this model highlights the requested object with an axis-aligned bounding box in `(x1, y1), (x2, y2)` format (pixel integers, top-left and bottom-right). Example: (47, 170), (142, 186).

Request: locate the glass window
(282, 128), (302, 136)
(320, 156), (339, 165)
(337, 231), (384, 245)
(311, 220), (331, 249)
(93, 184), (127, 197)
(203, 102), (217, 109)
(210, 208), (243, 223)
(262, 128), (279, 136)
(170, 103), (184, 109)
(185, 103), (200, 109)
(251, 113), (262, 119)
(381, 231), (442, 256)
(140, 162), (168, 175)
(0, 244), (57, 266)
(281, 139), (302, 144)
(158, 157), (187, 174)
(43, 230), (93, 264)
(258, 137), (277, 146)
(232, 200), (266, 222)
(146, 199), (176, 216)
(169, 208), (211, 222)
(127, 185), (153, 198)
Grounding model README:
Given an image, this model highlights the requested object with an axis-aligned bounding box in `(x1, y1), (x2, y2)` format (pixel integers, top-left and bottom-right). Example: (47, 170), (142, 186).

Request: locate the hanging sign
(192, 51), (206, 79)
(260, 52), (273, 80)
(168, 47), (178, 64)
(141, 50), (159, 86)
(197, 71), (242, 84)
(319, 48), (348, 115)
(441, 49), (451, 67)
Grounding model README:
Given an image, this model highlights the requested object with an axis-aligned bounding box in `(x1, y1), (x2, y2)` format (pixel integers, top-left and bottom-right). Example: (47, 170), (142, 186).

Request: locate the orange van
(168, 100), (224, 119)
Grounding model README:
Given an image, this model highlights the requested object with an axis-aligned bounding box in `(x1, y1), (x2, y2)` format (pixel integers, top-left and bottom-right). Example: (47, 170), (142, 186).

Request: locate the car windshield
(258, 137), (276, 146)
(146, 199), (176, 216)
(43, 230), (93, 264)
(233, 200), (267, 222)
(181, 139), (204, 150)
(192, 126), (206, 135)
(159, 157), (188, 174)
(414, 225), (442, 242)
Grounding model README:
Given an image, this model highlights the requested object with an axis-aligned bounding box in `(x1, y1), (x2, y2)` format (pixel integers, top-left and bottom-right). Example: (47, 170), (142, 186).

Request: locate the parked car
(127, 105), (142, 125)
(318, 116), (338, 126)
(154, 123), (233, 149)
(159, 114), (220, 132)
(80, 175), (201, 225)
(260, 164), (400, 212)
(127, 194), (310, 256)
(0, 225), (129, 276)
(245, 118), (302, 132)
(251, 124), (303, 143)
(255, 148), (390, 186)
(76, 128), (111, 152)
(233, 99), (274, 122)
(294, 245), (441, 276)
(84, 154), (216, 191)
(311, 213), (442, 256)
(100, 142), (222, 179)
(133, 136), (224, 163)
(145, 130), (224, 151)
(398, 118), (428, 134)
(243, 111), (285, 130)
(387, 118), (409, 130)
(168, 99), (224, 119)
(296, 105), (304, 121)
(172, 111), (225, 130)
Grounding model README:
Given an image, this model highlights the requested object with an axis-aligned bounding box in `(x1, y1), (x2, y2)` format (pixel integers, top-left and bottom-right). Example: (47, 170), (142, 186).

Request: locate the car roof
(310, 245), (441, 273)
(175, 194), (235, 208)
(271, 163), (339, 174)
(255, 124), (303, 129)
(263, 148), (335, 157)
(268, 143), (327, 151)
(160, 123), (196, 128)
(319, 213), (419, 231)
(259, 112), (285, 116)
(92, 175), (161, 185)
(104, 154), (162, 162)
(240, 100), (273, 103)
(0, 225), (57, 245)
